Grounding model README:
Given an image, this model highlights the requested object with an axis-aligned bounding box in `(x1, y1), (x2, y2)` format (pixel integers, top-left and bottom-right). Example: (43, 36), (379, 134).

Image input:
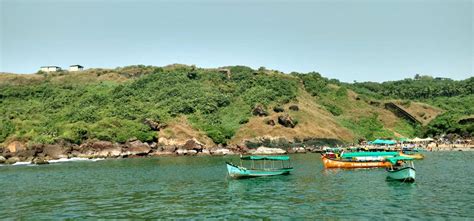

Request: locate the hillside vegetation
(0, 66), (472, 147)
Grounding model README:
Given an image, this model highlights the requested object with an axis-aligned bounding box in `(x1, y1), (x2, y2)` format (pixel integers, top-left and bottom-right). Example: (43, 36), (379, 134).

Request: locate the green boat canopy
(386, 156), (415, 164)
(370, 139), (397, 145)
(341, 152), (399, 158)
(241, 155), (290, 161)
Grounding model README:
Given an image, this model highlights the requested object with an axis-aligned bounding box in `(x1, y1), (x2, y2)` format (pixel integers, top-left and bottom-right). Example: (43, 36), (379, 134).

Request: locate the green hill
(0, 65), (472, 148)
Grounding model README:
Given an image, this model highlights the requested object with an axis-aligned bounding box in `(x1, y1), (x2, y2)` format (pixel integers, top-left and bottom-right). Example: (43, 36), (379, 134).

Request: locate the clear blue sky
(1, 0), (472, 82)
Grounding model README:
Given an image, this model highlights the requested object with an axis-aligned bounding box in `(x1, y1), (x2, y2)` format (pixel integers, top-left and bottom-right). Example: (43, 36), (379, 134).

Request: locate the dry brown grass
(158, 116), (215, 146)
(391, 100), (444, 125)
(230, 88), (355, 144)
(50, 70), (130, 84)
(0, 73), (44, 86)
(317, 88), (409, 136)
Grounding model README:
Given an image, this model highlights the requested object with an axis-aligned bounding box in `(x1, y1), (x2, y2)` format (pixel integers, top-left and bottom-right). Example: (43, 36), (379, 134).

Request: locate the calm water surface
(1, 152), (473, 219)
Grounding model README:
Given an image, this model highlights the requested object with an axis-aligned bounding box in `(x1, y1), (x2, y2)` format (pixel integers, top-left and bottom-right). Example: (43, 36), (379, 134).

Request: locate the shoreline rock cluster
(0, 139), (321, 165)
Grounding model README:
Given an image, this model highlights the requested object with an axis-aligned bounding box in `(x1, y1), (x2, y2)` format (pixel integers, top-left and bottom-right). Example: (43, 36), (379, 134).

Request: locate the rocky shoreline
(2, 138), (472, 165)
(0, 139), (322, 165)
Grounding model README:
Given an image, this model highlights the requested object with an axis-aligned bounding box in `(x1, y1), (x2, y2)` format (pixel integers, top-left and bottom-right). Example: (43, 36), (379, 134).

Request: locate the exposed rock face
(43, 145), (68, 159)
(124, 141), (151, 156)
(90, 141), (115, 150)
(158, 137), (186, 146)
(144, 118), (166, 131)
(226, 144), (248, 154)
(77, 141), (119, 158)
(7, 141), (26, 153)
(249, 146), (286, 155)
(278, 114), (296, 128)
(289, 105), (299, 111)
(13, 149), (37, 161)
(252, 105), (268, 117)
(160, 145), (177, 153)
(0, 156), (6, 163)
(182, 139), (204, 151)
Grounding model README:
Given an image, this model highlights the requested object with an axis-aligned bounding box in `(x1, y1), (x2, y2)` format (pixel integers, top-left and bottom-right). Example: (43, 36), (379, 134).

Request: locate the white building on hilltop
(40, 66), (62, 72)
(69, 65), (84, 72)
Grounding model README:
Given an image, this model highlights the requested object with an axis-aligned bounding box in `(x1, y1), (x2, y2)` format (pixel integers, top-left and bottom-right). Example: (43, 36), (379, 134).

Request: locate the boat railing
(239, 157), (292, 170)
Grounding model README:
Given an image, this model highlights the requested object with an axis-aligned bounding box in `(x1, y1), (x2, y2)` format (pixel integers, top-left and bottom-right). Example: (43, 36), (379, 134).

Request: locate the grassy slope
(158, 116), (215, 146)
(0, 66), (449, 146)
(230, 88), (354, 143)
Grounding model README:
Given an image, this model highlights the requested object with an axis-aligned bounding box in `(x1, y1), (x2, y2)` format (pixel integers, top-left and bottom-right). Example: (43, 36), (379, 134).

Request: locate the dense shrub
(1, 65), (304, 145)
(273, 106), (285, 113)
(292, 72), (328, 96)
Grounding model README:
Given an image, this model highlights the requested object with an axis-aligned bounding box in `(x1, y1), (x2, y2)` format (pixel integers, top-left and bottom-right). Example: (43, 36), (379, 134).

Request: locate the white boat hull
(387, 167), (416, 182)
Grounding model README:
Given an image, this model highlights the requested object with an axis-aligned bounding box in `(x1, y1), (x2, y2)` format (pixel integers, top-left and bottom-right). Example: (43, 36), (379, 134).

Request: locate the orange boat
(322, 156), (392, 169)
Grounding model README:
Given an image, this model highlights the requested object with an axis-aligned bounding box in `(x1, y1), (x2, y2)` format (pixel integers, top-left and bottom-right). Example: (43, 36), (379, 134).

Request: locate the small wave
(48, 157), (105, 163)
(12, 161), (32, 166)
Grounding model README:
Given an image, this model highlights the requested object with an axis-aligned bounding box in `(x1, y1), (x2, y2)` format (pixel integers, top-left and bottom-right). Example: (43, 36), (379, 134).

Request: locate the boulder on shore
(5, 156), (20, 164)
(151, 150), (175, 156)
(90, 141), (115, 150)
(198, 149), (211, 156)
(211, 148), (235, 155)
(124, 141), (151, 156)
(43, 145), (69, 159)
(0, 156), (6, 164)
(160, 145), (177, 153)
(176, 149), (197, 156)
(182, 139), (204, 151)
(12, 149), (37, 160)
(96, 147), (122, 157)
(249, 146), (287, 155)
(33, 157), (49, 165)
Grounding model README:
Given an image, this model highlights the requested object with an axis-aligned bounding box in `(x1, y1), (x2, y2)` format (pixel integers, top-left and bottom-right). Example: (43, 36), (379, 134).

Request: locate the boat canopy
(386, 156), (415, 164)
(240, 155), (290, 161)
(341, 151), (399, 158)
(369, 139), (397, 145)
(409, 137), (434, 142)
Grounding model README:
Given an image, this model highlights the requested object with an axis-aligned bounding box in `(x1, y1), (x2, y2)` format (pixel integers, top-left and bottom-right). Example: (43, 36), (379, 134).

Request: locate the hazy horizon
(1, 0), (472, 82)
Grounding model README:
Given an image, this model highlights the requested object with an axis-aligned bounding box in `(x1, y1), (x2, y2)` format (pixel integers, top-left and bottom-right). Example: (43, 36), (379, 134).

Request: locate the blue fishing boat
(386, 156), (416, 182)
(226, 155), (293, 179)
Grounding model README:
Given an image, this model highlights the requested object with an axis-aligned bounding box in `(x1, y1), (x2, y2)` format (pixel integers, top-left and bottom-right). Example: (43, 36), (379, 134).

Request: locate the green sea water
(1, 152), (473, 219)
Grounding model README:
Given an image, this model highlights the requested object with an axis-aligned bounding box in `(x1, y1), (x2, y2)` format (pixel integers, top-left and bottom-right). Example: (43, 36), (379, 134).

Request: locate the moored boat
(386, 156), (416, 182)
(226, 155), (293, 179)
(340, 151), (399, 161)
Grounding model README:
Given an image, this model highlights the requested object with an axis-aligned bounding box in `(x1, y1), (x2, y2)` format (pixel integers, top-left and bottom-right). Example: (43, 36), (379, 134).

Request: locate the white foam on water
(48, 157), (105, 163)
(12, 161), (32, 166)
